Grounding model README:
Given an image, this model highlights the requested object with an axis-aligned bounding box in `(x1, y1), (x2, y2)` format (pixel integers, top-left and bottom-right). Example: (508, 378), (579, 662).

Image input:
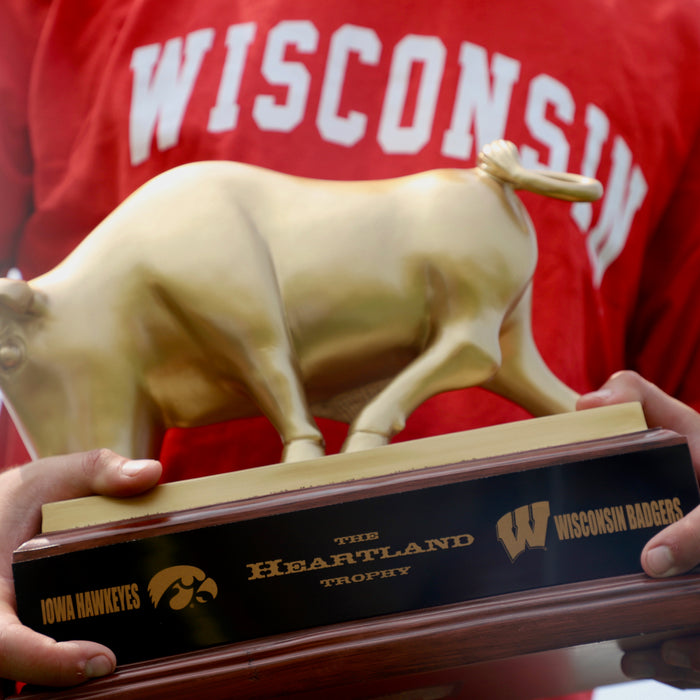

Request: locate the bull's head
(0, 279), (38, 373)
(0, 279), (49, 371)
(0, 275), (133, 460)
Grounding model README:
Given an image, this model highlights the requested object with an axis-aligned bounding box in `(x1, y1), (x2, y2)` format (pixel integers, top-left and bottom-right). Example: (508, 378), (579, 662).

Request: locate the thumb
(578, 370), (700, 474)
(0, 450), (162, 688)
(0, 614), (118, 689)
(3, 449), (162, 544)
(17, 448), (162, 503)
(641, 504), (700, 577)
(579, 371), (700, 577)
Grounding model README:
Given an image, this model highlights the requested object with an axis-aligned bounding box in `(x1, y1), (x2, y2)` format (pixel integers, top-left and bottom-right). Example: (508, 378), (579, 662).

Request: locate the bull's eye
(0, 337), (25, 371)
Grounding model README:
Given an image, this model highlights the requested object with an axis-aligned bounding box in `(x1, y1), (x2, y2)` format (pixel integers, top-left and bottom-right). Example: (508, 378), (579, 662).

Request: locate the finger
(640, 503), (700, 577)
(622, 647), (700, 689)
(662, 637), (700, 672)
(17, 449), (162, 503)
(0, 451), (160, 689)
(578, 372), (700, 577)
(0, 451), (163, 613)
(577, 370), (700, 460)
(1, 450), (161, 544)
(0, 615), (116, 687)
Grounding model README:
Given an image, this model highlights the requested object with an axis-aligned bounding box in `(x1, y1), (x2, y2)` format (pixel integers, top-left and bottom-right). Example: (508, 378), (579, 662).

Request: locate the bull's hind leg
(482, 286), (579, 415)
(342, 316), (502, 452)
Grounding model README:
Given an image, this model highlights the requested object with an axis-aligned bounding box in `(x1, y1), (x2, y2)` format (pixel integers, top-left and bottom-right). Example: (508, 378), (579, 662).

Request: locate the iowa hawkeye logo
(496, 501), (550, 562)
(148, 565), (219, 611)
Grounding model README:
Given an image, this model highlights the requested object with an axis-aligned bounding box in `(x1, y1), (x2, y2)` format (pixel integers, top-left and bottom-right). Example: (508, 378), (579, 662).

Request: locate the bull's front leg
(342, 318), (502, 453)
(237, 345), (325, 463)
(25, 379), (165, 460)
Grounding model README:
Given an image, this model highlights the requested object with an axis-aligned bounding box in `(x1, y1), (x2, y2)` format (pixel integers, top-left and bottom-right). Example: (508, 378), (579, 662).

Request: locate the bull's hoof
(282, 437), (326, 462)
(342, 430), (389, 453)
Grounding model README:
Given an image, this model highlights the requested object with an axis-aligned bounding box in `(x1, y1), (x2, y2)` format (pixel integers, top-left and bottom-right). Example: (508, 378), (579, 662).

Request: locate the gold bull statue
(0, 141), (601, 463)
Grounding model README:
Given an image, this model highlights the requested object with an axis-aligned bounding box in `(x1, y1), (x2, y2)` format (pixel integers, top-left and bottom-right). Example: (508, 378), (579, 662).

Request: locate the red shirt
(2, 0), (700, 476)
(3, 2), (700, 697)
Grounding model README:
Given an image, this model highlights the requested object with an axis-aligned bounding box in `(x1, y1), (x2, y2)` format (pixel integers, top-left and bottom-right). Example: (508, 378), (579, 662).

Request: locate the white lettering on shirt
(316, 24), (381, 147)
(252, 20), (318, 133)
(208, 23), (257, 133)
(442, 42), (520, 160)
(572, 103), (610, 231)
(520, 74), (574, 172)
(586, 137), (648, 285)
(127, 21), (650, 285)
(377, 35), (446, 155)
(129, 28), (215, 166)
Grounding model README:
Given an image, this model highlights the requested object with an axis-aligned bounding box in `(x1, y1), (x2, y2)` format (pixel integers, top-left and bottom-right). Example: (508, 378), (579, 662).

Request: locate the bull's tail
(478, 140), (603, 202)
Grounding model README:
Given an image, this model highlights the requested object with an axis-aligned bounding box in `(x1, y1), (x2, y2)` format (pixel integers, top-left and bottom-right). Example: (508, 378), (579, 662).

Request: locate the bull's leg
(238, 345), (325, 462)
(53, 380), (166, 460)
(161, 227), (324, 463)
(122, 394), (167, 459)
(482, 286), (579, 415)
(342, 318), (502, 452)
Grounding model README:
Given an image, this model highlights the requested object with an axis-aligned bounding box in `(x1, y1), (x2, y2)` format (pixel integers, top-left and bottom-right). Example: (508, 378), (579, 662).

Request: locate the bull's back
(256, 167), (536, 386)
(127, 162), (536, 388)
(49, 160), (532, 299)
(36, 162), (537, 426)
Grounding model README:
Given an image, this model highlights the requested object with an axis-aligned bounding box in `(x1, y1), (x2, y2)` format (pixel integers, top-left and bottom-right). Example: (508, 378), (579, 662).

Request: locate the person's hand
(0, 450), (161, 693)
(579, 370), (700, 688)
(579, 370), (700, 577)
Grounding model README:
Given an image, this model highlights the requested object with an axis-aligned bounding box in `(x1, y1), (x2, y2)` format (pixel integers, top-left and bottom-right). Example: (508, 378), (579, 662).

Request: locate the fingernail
(584, 388), (613, 400)
(84, 654), (114, 678)
(646, 545), (677, 577)
(120, 459), (154, 476)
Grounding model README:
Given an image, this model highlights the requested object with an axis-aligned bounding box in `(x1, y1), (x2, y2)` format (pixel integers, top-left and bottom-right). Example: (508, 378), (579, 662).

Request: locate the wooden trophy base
(14, 573), (700, 699)
(11, 407), (700, 699)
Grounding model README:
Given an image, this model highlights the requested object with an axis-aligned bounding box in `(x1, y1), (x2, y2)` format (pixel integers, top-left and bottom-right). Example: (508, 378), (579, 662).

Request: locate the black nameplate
(13, 435), (699, 665)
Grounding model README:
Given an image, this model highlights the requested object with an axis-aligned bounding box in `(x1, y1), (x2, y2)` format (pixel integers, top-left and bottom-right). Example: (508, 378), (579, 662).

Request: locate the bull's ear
(0, 278), (37, 314)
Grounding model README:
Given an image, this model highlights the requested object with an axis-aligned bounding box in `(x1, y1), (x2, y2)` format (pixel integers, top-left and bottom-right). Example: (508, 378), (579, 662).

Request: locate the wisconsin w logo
(496, 501), (551, 562)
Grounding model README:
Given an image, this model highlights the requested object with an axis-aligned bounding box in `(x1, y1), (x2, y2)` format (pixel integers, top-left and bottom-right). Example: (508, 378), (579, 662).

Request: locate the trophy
(6, 142), (700, 699)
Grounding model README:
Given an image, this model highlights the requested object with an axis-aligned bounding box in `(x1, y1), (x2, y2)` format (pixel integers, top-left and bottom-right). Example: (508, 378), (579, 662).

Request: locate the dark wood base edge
(15, 573), (700, 699)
